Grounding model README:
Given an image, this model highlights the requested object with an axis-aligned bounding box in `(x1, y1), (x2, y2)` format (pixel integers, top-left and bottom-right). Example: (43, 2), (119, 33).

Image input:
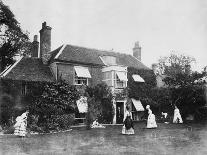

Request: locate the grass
(1, 122), (207, 155)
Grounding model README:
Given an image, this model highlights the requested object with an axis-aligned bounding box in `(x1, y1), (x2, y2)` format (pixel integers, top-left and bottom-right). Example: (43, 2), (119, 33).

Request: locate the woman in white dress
(146, 105), (157, 128)
(14, 110), (29, 137)
(173, 106), (183, 123)
(122, 106), (134, 135)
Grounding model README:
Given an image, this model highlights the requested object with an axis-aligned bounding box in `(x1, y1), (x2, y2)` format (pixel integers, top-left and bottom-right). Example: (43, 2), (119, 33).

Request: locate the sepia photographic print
(0, 0), (207, 154)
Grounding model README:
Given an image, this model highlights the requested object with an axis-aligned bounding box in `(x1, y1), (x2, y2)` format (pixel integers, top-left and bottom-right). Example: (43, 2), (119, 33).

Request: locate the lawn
(1, 122), (207, 155)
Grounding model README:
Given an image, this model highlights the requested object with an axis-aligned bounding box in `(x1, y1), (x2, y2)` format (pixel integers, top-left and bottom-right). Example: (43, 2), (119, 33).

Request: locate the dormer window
(74, 66), (91, 86)
(101, 56), (117, 66)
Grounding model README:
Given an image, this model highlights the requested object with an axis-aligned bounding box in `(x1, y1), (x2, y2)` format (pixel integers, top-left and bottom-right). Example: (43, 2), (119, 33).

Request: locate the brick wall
(50, 62), (57, 80)
(56, 63), (103, 87)
(89, 66), (103, 87)
(57, 63), (74, 85)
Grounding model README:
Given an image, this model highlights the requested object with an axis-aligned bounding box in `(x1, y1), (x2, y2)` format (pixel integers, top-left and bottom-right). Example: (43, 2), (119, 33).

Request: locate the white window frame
(115, 73), (127, 89)
(74, 74), (89, 86)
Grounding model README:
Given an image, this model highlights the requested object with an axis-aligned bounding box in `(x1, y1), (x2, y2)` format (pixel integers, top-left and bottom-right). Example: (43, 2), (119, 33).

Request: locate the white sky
(3, 0), (207, 70)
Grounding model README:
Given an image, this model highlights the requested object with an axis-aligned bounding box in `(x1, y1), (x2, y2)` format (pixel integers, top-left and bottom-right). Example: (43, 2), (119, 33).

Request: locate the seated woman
(91, 119), (105, 128)
(122, 106), (134, 135)
(146, 105), (157, 128)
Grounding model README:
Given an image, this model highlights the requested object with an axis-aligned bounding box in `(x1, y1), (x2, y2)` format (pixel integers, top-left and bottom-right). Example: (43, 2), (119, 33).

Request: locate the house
(0, 22), (150, 124)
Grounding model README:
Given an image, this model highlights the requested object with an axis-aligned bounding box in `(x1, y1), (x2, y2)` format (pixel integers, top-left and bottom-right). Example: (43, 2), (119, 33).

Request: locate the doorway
(116, 102), (124, 124)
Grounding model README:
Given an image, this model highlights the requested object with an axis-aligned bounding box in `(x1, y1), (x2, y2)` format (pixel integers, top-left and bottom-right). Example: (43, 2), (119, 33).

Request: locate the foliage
(0, 1), (31, 71)
(157, 53), (207, 120)
(85, 83), (114, 124)
(27, 114), (75, 133)
(158, 53), (195, 76)
(127, 67), (160, 109)
(29, 80), (80, 116)
(23, 80), (80, 132)
(171, 84), (206, 119)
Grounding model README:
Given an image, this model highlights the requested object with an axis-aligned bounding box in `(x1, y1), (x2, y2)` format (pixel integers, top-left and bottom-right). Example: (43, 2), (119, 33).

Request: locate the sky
(3, 0), (207, 70)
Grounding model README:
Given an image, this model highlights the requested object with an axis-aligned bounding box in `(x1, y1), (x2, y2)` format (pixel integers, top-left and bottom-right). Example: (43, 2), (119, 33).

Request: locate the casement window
(75, 76), (88, 85)
(115, 72), (127, 88)
(74, 66), (91, 86)
(21, 83), (27, 95)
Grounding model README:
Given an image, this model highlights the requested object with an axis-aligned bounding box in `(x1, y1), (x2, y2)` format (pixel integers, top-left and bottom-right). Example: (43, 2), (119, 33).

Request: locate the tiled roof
(51, 44), (150, 70)
(1, 57), (54, 82)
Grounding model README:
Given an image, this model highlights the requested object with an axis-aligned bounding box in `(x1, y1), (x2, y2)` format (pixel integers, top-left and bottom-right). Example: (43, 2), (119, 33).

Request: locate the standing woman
(173, 106), (183, 123)
(146, 105), (157, 128)
(122, 106), (134, 135)
(14, 110), (29, 137)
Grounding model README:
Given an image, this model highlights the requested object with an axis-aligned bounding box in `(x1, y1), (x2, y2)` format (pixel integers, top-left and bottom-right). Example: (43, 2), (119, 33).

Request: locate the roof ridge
(0, 56), (24, 77)
(54, 44), (67, 59)
(65, 44), (133, 57)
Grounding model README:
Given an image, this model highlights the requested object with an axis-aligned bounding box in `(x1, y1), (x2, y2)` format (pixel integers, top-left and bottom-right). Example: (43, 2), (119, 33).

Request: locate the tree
(158, 53), (196, 87)
(157, 53), (206, 120)
(0, 1), (31, 71)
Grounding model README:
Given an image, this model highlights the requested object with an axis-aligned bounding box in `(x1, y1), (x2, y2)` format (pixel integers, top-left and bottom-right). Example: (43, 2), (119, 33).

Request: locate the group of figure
(13, 105), (183, 137)
(122, 105), (183, 135)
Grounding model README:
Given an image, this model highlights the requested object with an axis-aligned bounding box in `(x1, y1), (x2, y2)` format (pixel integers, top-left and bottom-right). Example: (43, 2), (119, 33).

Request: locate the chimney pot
(133, 41), (141, 61)
(31, 35), (39, 57)
(42, 22), (46, 28)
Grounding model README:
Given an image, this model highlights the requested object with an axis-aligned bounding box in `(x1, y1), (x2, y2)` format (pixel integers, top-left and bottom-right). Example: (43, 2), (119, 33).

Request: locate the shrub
(86, 83), (114, 124)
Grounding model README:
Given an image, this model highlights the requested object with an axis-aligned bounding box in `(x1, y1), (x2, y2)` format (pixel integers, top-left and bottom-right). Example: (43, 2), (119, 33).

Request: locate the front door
(116, 102), (124, 124)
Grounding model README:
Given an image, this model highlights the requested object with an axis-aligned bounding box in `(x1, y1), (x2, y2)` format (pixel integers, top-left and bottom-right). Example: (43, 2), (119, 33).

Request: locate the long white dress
(14, 112), (28, 137)
(147, 109), (157, 128)
(173, 108), (183, 123)
(122, 111), (134, 135)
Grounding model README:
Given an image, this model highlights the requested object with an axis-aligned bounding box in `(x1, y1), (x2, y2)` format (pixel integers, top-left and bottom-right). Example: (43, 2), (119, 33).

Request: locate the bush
(28, 114), (75, 133)
(85, 83), (114, 124)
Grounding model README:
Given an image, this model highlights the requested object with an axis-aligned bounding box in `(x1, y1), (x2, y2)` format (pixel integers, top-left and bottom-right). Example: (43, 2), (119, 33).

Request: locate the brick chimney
(31, 35), (39, 57)
(133, 41), (141, 61)
(39, 22), (52, 64)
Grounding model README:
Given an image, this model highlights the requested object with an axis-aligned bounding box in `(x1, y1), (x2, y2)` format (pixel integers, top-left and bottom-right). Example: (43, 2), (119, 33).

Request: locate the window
(101, 56), (116, 65)
(21, 83), (27, 95)
(102, 71), (112, 86)
(115, 72), (127, 88)
(116, 75), (126, 88)
(75, 76), (88, 85)
(74, 66), (91, 86)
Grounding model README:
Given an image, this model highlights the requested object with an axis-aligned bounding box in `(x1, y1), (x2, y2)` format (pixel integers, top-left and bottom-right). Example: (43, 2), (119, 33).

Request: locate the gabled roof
(50, 44), (150, 70)
(0, 57), (54, 82)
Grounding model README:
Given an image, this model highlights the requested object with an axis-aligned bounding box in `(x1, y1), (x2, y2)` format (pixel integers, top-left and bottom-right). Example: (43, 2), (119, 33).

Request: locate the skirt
(14, 122), (27, 137)
(122, 125), (135, 135)
(147, 114), (157, 128)
(173, 113), (183, 123)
